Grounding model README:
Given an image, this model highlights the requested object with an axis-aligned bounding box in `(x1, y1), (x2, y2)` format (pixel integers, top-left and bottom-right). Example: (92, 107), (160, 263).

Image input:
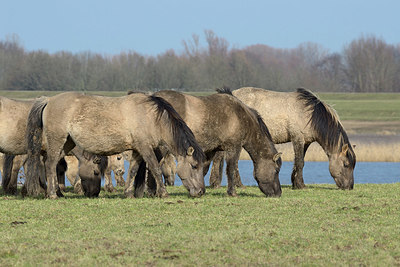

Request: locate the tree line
(1, 31), (399, 92)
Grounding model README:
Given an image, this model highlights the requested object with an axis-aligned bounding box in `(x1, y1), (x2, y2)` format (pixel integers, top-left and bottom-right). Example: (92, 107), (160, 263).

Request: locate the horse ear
(93, 155), (102, 164)
(187, 146), (194, 156)
(273, 152), (282, 163)
(341, 144), (349, 155)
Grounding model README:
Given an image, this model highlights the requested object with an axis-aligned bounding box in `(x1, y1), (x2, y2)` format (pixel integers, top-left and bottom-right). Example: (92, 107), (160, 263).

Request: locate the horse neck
(157, 126), (180, 158)
(243, 132), (277, 162)
(315, 134), (343, 160)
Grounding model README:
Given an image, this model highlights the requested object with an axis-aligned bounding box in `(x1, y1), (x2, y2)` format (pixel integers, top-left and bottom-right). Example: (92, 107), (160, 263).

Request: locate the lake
(3, 161), (398, 187)
(167, 161), (400, 187)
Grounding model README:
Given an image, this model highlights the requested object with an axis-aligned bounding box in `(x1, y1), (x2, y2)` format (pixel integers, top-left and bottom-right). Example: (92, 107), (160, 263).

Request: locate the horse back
(154, 90), (257, 150)
(42, 92), (161, 154)
(0, 97), (33, 154)
(233, 87), (313, 144)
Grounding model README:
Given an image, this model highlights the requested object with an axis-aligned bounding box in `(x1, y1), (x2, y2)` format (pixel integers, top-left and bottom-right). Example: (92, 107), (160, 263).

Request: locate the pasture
(0, 90), (399, 265)
(1, 185), (400, 266)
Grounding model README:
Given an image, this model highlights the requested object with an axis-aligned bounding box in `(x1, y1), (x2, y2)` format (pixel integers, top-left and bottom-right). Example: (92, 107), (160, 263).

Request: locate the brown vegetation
(241, 121), (400, 162)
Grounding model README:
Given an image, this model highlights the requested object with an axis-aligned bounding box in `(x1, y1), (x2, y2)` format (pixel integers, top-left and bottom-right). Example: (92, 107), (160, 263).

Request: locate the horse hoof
(292, 184), (306, 190)
(157, 191), (169, 198)
(49, 194), (58, 200)
(228, 191), (238, 197)
(105, 186), (115, 193)
(124, 191), (134, 199)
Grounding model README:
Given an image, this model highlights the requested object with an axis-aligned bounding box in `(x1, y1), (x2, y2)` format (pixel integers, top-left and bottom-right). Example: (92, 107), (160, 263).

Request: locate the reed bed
(240, 138), (400, 162)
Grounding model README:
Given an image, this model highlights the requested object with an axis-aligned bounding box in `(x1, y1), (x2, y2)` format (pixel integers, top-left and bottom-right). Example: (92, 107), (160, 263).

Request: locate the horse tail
(1, 154), (15, 193)
(24, 97), (48, 197)
(134, 160), (147, 198)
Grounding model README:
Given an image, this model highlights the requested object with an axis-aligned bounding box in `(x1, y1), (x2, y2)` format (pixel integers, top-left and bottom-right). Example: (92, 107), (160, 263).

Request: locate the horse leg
(2, 154), (16, 195)
(225, 148), (241, 197)
(134, 160), (147, 198)
(209, 151), (224, 188)
(291, 140), (307, 189)
(104, 169), (114, 193)
(124, 152), (143, 198)
(202, 150), (216, 178)
(45, 156), (64, 199)
(146, 171), (157, 197)
(142, 149), (168, 198)
(45, 139), (70, 198)
(233, 150), (244, 188)
(56, 159), (67, 192)
(8, 157), (22, 195)
(115, 173), (125, 187)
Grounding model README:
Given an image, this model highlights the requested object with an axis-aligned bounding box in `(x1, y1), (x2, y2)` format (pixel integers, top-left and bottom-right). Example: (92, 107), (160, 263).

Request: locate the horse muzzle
(189, 187), (205, 198)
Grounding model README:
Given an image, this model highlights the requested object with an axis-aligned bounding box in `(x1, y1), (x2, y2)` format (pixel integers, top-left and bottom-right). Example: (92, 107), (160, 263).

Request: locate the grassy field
(1, 185), (399, 266)
(319, 93), (400, 121)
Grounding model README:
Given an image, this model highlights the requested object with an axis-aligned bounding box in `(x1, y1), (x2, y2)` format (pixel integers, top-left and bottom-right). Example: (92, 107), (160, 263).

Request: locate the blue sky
(1, 0), (399, 55)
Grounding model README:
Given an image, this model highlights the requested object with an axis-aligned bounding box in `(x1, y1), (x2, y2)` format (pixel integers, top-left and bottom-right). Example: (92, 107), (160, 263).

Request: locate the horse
(104, 154), (126, 192)
(0, 153), (26, 194)
(210, 87), (356, 190)
(144, 88), (282, 197)
(0, 96), (35, 194)
(56, 146), (108, 197)
(24, 92), (206, 199)
(63, 153), (125, 194)
(0, 95), (108, 196)
(160, 153), (176, 186)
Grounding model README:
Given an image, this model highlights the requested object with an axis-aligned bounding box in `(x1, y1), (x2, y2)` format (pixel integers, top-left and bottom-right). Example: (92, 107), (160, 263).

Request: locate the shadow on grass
(300, 184), (338, 190)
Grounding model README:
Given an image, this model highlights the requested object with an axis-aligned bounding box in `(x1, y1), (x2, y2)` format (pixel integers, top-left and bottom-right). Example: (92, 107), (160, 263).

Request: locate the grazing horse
(25, 92), (205, 199)
(0, 153), (26, 194)
(63, 153), (125, 194)
(57, 147), (108, 197)
(104, 154), (126, 192)
(146, 89), (282, 197)
(211, 87), (356, 190)
(0, 96), (108, 196)
(0, 97), (35, 194)
(160, 153), (176, 186)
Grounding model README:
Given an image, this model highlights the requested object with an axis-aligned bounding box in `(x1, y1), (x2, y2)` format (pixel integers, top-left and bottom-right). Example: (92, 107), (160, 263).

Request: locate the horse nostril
(94, 170), (100, 176)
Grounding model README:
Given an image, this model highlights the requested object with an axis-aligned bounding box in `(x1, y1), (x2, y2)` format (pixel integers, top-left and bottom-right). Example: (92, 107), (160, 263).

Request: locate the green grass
(319, 93), (400, 121)
(1, 90), (400, 121)
(1, 184), (400, 266)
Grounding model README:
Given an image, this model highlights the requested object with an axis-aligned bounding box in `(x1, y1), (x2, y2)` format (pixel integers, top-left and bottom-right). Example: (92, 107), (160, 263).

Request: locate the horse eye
(117, 156), (122, 160)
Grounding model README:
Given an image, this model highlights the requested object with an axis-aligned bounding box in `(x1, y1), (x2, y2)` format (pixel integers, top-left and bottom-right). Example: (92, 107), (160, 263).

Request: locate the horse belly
(69, 126), (132, 155)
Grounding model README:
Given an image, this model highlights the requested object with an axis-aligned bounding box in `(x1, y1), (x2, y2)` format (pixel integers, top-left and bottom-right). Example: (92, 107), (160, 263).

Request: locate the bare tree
(344, 35), (398, 92)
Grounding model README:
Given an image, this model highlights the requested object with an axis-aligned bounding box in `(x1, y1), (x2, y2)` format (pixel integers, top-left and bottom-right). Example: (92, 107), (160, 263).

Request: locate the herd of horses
(0, 87), (356, 199)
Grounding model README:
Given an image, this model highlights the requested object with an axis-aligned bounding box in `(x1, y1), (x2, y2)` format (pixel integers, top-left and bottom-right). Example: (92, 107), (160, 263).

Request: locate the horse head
(328, 144), (355, 190)
(73, 149), (107, 197)
(160, 153), (176, 186)
(253, 152), (282, 197)
(175, 146), (205, 197)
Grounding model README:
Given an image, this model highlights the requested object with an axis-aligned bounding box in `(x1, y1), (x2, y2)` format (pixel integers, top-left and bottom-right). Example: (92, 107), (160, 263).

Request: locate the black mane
(147, 95), (205, 162)
(296, 88), (355, 166)
(249, 107), (273, 142)
(216, 86), (233, 95)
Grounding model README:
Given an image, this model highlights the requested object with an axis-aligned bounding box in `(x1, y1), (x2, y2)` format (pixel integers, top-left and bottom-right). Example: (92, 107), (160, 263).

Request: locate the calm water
(5, 161), (398, 187)
(170, 161), (400, 187)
